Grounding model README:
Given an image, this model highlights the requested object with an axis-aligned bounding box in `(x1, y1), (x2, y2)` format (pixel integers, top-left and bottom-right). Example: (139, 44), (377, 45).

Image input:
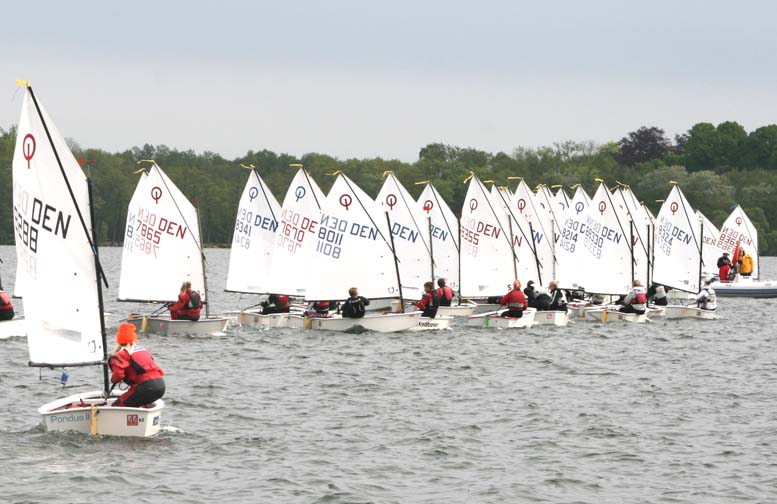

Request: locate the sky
(2, 0), (776, 162)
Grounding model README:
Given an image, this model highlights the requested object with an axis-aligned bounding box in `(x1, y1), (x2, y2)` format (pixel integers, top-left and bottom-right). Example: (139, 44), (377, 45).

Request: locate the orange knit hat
(116, 323), (137, 345)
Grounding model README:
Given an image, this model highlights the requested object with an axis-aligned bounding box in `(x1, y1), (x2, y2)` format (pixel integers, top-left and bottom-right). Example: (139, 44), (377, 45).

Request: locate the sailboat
(119, 162), (228, 335)
(710, 205), (777, 297)
(223, 165), (292, 327)
(557, 182), (644, 323)
(376, 173), (452, 329)
(13, 82), (163, 436)
(416, 181), (477, 316)
(698, 210), (724, 278)
(460, 175), (536, 328)
(651, 185), (716, 320)
(303, 173), (422, 332)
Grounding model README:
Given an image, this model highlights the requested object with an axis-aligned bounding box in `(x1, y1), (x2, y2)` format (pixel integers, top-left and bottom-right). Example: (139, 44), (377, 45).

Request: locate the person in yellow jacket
(739, 249), (755, 277)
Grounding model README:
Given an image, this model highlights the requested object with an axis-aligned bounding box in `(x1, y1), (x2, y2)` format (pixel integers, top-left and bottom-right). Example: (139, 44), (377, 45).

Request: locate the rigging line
(152, 163), (205, 258)
(429, 183), (460, 254)
(27, 86), (109, 288)
(338, 175), (395, 254)
(601, 184), (634, 259)
(492, 184), (537, 258)
(301, 168), (322, 210)
(518, 185), (556, 265)
(676, 187), (703, 255)
(390, 174), (434, 260)
(252, 169), (278, 225)
(615, 189), (650, 259)
(476, 179), (525, 267)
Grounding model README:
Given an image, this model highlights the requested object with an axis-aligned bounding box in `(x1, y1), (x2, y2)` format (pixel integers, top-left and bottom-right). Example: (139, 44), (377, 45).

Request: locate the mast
(428, 215), (434, 281)
(630, 220), (635, 283)
(386, 212), (404, 312)
(698, 219), (704, 287)
(457, 217), (462, 303)
(529, 221), (542, 286)
(508, 218), (518, 279)
(88, 178), (110, 394)
(196, 204), (210, 318)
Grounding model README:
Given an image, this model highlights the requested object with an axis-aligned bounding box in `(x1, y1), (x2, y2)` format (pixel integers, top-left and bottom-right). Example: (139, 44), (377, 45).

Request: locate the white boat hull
(233, 310), (305, 328)
(126, 314), (229, 335)
(390, 300), (478, 317)
(532, 310), (569, 326)
(465, 308), (537, 329)
(0, 317), (25, 339)
(409, 316), (453, 331)
(710, 279), (777, 298)
(663, 305), (718, 320)
(304, 312), (422, 333)
(39, 390), (164, 438)
(585, 308), (647, 323)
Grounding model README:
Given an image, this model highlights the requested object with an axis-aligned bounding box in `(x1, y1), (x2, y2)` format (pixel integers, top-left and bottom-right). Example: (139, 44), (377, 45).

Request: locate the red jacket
(0, 291), (13, 312)
(416, 291), (440, 317)
(436, 286), (453, 306)
(110, 346), (164, 386)
(500, 289), (527, 310)
(169, 289), (202, 319)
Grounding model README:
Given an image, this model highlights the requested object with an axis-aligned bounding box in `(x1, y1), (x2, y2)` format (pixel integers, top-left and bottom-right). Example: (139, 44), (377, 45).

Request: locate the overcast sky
(2, 1), (776, 161)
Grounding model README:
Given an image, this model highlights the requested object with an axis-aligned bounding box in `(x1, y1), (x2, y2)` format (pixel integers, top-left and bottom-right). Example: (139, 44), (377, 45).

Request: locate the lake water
(1, 245), (776, 503)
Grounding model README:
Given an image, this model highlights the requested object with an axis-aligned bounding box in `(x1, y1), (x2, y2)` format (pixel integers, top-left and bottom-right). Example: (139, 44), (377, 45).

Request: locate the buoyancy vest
(0, 291), (13, 311)
(111, 347), (164, 386)
(500, 289), (527, 310)
(698, 287), (717, 310)
(436, 286), (453, 306)
(654, 285), (667, 300)
(314, 301), (331, 313)
(277, 295), (290, 310)
(342, 296), (366, 318)
(418, 290), (440, 317)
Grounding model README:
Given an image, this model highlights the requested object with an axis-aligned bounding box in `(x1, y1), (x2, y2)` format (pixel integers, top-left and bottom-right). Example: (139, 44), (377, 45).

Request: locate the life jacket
(314, 301), (330, 314)
(740, 254), (754, 274)
(277, 295), (290, 310)
(111, 347), (164, 386)
(0, 291), (13, 311)
(342, 297), (366, 318)
(436, 286), (453, 306)
(698, 287), (717, 310)
(654, 285), (666, 299)
(187, 290), (202, 309)
(500, 289), (526, 310)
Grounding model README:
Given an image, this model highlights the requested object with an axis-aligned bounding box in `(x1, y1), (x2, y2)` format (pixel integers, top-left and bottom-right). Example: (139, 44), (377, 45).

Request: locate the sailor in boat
(436, 278), (453, 307)
(533, 286), (552, 311)
(109, 323), (166, 407)
(415, 281), (441, 318)
(739, 249), (754, 277)
(305, 300), (333, 318)
(695, 279), (717, 311)
(261, 294), (290, 315)
(717, 252), (732, 283)
(499, 280), (528, 318)
(0, 290), (14, 321)
(523, 281), (539, 309)
(618, 280), (647, 315)
(341, 287), (370, 318)
(648, 283), (668, 306)
(547, 281), (568, 312)
(168, 280), (202, 321)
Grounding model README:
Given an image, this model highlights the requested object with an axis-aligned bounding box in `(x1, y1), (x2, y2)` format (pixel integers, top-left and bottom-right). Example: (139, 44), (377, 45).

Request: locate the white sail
(119, 163), (204, 302)
(513, 180), (554, 285)
(225, 171), (281, 293)
(553, 186), (571, 212)
(612, 188), (649, 285)
(265, 168), (326, 296)
(12, 87), (103, 365)
(718, 205), (759, 279)
(489, 185), (541, 286)
(652, 186), (702, 293)
(459, 177), (517, 297)
(698, 210), (724, 277)
(417, 183), (460, 290)
(376, 173), (431, 296)
(556, 183), (632, 294)
(304, 174), (398, 300)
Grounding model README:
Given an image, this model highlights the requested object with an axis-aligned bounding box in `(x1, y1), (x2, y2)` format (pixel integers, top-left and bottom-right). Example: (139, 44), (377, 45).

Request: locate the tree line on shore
(2, 121), (777, 253)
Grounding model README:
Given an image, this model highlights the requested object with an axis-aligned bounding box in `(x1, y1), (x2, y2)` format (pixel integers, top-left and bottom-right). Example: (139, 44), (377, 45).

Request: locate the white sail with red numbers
(119, 162), (204, 303)
(12, 86), (103, 366)
(459, 176), (517, 297)
(417, 182), (460, 290)
(718, 205), (759, 279)
(226, 170), (281, 293)
(265, 167), (327, 296)
(698, 210), (724, 277)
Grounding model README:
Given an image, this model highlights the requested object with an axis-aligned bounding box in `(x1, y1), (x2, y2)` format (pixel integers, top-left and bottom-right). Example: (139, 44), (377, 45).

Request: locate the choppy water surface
(1, 245), (776, 503)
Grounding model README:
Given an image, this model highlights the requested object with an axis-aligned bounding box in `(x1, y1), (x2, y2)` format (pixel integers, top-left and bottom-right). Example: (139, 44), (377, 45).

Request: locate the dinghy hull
(710, 280), (777, 298)
(304, 312), (422, 333)
(663, 305), (718, 319)
(465, 308), (537, 328)
(409, 316), (453, 331)
(126, 314), (229, 335)
(585, 308), (647, 323)
(39, 390), (164, 438)
(532, 310), (569, 326)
